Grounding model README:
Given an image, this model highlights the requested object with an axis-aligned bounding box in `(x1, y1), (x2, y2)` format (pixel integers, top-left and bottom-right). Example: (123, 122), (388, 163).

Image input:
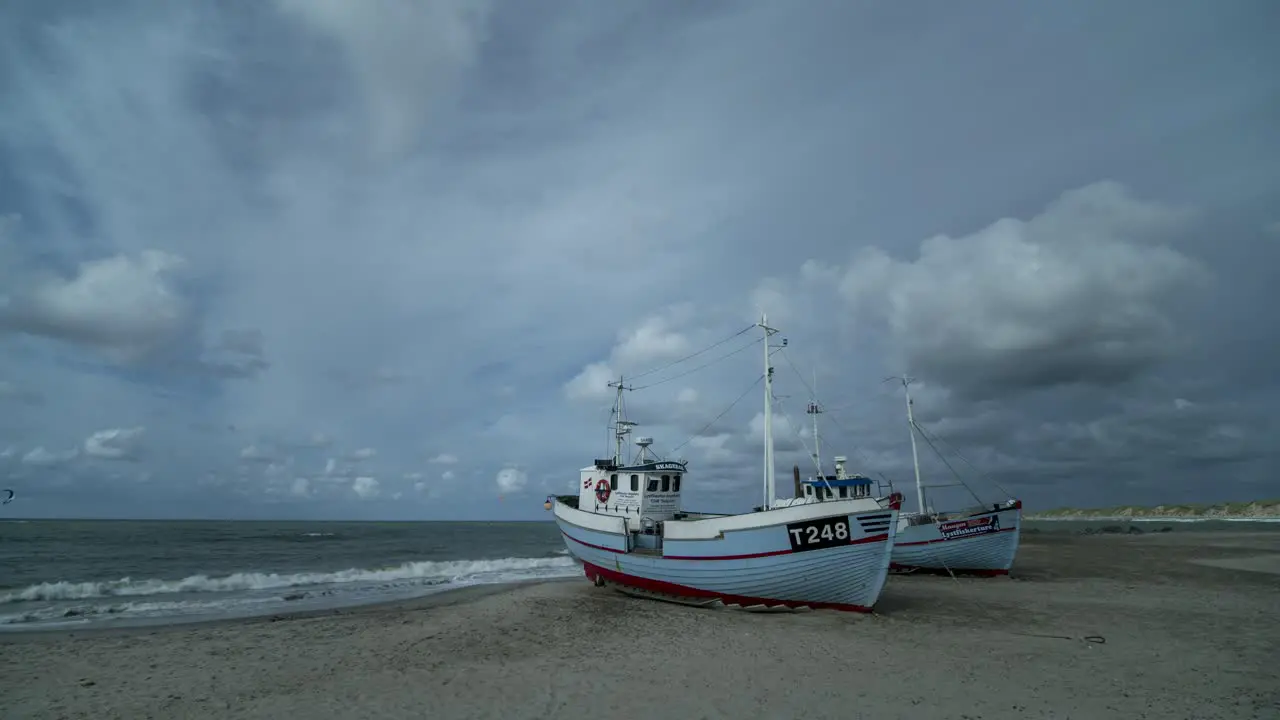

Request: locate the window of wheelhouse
(630, 474), (639, 491)
(661, 475), (670, 492)
(672, 474), (681, 492)
(838, 486), (848, 498)
(646, 476), (658, 492)
(610, 473), (618, 491)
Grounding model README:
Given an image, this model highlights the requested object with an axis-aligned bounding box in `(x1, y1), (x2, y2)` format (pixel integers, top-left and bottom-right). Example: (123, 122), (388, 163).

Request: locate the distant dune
(1028, 500), (1280, 520)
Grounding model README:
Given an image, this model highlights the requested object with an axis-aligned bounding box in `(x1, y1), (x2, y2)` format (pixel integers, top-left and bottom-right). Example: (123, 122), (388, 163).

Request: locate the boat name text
(937, 514), (1001, 540)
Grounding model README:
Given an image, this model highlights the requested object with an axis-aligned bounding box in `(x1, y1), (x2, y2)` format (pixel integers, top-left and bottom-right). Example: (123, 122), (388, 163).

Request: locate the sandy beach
(2, 528), (1277, 720)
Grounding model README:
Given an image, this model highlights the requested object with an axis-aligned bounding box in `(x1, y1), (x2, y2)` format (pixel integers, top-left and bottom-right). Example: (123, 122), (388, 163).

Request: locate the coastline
(2, 530), (1277, 719)
(1026, 515), (1280, 522)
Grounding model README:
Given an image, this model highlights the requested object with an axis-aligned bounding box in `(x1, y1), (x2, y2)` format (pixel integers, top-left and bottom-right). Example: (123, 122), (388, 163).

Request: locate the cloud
(0, 250), (188, 362)
(833, 181), (1210, 397)
(83, 427), (145, 461)
(1, 1), (1275, 520)
(564, 308), (703, 403)
(22, 447), (79, 466)
(352, 476), (380, 499)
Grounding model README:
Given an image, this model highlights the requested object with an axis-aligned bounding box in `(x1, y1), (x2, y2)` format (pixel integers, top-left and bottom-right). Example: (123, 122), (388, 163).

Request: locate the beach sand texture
(2, 529), (1276, 720)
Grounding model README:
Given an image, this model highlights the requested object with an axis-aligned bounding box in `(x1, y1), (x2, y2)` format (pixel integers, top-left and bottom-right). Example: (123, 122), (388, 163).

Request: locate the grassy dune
(1029, 499), (1280, 519)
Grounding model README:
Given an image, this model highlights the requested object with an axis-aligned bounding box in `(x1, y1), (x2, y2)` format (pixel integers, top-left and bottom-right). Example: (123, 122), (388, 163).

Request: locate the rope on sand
(1009, 632), (1106, 644)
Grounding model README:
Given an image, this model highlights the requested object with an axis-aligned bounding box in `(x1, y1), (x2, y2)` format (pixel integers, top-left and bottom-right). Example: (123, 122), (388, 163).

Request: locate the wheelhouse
(797, 455), (876, 501)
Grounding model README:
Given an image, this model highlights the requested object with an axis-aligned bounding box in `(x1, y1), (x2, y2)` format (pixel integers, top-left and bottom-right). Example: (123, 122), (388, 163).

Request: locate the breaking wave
(1, 556), (577, 604)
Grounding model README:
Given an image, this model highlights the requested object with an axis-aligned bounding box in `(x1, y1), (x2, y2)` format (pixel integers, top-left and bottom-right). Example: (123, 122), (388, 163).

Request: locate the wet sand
(2, 529), (1277, 720)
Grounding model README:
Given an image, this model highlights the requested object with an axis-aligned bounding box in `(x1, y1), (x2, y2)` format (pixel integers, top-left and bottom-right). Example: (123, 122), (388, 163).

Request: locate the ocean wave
(0, 556), (577, 604)
(1, 595), (283, 626)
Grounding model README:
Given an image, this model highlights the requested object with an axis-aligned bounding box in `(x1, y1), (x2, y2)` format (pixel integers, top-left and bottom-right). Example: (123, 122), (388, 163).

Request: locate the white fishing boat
(547, 316), (901, 612)
(886, 378), (1022, 576)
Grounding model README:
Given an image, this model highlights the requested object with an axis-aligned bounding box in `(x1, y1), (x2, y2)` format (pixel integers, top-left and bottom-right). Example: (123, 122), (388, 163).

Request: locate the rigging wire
(631, 337), (763, 391)
(598, 326), (760, 464)
(912, 420), (1014, 499)
(771, 396), (823, 476)
(624, 324), (757, 382)
(908, 419), (984, 506)
(670, 374), (765, 454)
(771, 396), (838, 495)
(776, 348), (898, 493)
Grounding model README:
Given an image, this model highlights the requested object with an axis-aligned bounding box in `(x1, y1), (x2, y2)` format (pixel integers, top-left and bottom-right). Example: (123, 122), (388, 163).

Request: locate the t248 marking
(786, 517), (851, 552)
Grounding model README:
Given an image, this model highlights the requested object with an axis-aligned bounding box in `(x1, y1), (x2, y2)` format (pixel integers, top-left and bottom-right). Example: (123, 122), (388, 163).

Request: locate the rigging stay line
(631, 337), (763, 391)
(670, 373), (765, 454)
(624, 323), (757, 382)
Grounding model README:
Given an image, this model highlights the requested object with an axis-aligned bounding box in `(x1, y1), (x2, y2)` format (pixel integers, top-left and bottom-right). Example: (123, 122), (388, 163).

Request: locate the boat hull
(890, 505), (1021, 575)
(554, 501), (897, 612)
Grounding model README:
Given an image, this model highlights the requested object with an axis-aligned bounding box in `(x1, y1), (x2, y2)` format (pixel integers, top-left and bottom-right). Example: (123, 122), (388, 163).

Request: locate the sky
(1, 0), (1277, 520)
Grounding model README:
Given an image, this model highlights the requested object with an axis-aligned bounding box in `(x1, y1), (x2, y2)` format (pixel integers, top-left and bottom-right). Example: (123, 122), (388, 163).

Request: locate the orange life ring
(594, 478), (611, 504)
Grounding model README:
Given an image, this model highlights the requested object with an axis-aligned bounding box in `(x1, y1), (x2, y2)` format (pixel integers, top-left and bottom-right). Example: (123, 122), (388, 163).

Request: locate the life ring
(594, 478), (611, 504)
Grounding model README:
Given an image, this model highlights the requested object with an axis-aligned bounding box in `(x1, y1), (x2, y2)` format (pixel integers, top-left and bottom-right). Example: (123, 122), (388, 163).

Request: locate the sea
(1, 517), (1276, 633)
(0, 519), (576, 632)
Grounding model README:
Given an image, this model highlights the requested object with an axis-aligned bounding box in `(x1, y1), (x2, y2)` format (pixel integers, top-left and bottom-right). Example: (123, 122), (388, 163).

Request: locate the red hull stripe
(583, 561), (875, 613)
(894, 525), (1017, 547)
(562, 530), (889, 560)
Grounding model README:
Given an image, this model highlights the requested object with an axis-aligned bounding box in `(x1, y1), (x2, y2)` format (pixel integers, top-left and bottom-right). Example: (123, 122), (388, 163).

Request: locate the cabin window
(838, 486), (848, 498)
(826, 487), (834, 499)
(661, 475), (670, 492)
(672, 474), (681, 492)
(805, 485), (814, 497)
(630, 474), (639, 491)
(610, 473), (618, 491)
(647, 477), (658, 492)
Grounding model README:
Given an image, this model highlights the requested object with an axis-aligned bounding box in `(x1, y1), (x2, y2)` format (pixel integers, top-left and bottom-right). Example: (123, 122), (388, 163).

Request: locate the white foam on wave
(0, 595), (285, 627)
(0, 555), (577, 604)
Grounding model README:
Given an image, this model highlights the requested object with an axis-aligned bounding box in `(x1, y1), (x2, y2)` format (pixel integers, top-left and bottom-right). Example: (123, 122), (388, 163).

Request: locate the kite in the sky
(1, 489), (13, 505)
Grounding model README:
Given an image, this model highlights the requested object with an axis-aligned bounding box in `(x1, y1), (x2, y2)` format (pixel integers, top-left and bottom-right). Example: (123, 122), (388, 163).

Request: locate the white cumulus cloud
(83, 426), (145, 461)
(352, 476), (380, 499)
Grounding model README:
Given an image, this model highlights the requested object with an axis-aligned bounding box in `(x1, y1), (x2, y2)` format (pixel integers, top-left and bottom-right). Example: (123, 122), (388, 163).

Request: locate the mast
(807, 368), (822, 475)
(608, 377), (635, 466)
(757, 314), (780, 510)
(900, 377), (926, 515)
